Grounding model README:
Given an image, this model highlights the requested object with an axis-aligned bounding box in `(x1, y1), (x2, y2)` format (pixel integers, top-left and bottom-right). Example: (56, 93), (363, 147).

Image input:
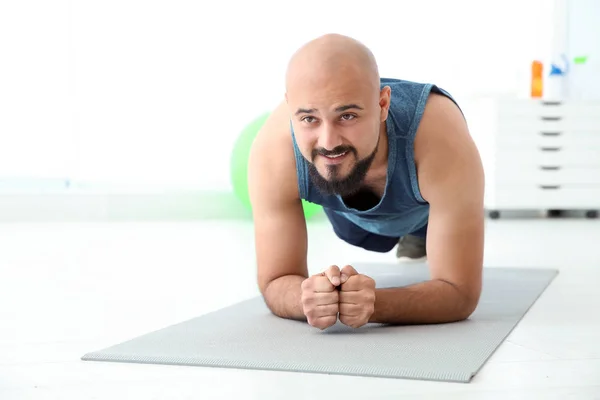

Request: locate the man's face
(287, 76), (387, 197)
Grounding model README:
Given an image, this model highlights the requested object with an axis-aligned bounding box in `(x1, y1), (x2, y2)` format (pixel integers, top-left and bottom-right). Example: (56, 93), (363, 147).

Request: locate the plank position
(248, 33), (485, 330)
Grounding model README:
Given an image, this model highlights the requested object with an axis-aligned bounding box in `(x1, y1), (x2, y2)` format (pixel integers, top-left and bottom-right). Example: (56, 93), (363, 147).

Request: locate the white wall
(0, 0), (557, 193)
(0, 2), (72, 183)
(564, 0), (600, 100)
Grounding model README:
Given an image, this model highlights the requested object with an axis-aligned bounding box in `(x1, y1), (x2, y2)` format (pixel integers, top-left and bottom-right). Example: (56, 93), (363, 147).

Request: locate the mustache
(312, 145), (356, 159)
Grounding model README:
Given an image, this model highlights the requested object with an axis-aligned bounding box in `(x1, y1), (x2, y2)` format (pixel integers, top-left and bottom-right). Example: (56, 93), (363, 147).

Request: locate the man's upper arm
(415, 93), (485, 312)
(247, 102), (309, 293)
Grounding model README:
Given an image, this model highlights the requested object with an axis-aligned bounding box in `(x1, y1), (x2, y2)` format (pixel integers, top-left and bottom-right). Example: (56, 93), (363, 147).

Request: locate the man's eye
(341, 114), (355, 121)
(302, 116), (316, 123)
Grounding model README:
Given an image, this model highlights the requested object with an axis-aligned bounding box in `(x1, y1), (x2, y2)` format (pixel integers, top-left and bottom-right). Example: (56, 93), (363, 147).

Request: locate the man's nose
(318, 124), (343, 151)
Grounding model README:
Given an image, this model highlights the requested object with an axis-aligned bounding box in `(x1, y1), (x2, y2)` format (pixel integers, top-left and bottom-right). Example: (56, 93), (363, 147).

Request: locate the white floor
(0, 215), (599, 399)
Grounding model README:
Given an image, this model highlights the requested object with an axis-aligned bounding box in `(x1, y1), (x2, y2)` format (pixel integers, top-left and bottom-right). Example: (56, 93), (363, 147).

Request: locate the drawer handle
(540, 166), (561, 171)
(540, 131), (562, 136)
(540, 185), (561, 190)
(541, 116), (562, 121)
(540, 146), (562, 151)
(542, 101), (562, 106)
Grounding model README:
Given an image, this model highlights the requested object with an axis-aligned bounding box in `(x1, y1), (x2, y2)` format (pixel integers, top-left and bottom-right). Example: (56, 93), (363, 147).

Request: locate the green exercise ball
(230, 112), (322, 219)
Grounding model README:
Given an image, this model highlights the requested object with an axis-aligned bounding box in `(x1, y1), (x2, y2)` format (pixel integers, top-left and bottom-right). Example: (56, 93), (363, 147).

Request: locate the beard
(307, 139), (379, 197)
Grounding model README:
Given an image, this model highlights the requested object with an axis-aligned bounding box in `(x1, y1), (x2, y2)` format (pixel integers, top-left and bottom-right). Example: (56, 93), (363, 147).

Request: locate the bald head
(285, 33), (380, 94)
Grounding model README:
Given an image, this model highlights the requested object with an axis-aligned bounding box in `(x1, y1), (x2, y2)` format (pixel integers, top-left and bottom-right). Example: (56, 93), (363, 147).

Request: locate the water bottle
(544, 55), (569, 101)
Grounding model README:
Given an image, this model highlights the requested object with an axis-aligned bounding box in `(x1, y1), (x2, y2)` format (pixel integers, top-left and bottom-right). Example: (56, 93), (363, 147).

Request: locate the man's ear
(379, 86), (391, 121)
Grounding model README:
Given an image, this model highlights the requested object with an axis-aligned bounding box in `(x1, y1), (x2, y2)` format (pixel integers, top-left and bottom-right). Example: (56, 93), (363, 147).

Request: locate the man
(248, 33), (485, 330)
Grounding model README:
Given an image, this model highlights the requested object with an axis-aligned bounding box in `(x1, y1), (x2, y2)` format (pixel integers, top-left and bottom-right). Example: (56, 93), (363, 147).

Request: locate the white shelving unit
(468, 96), (600, 218)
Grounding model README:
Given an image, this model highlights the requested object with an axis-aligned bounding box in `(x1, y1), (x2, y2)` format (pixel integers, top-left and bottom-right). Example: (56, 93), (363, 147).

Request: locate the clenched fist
(338, 265), (376, 328)
(300, 265), (342, 330)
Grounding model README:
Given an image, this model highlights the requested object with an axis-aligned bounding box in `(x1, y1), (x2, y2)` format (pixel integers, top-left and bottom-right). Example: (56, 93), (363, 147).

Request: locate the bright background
(0, 0), (597, 220)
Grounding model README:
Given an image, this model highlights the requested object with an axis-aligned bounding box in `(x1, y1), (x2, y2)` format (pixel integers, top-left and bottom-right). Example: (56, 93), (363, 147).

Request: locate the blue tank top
(290, 78), (460, 237)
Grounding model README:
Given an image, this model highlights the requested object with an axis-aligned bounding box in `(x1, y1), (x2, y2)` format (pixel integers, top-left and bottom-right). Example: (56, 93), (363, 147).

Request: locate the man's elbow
(456, 301), (477, 321)
(258, 281), (283, 318)
(456, 289), (481, 321)
(440, 278), (481, 321)
(257, 278), (277, 308)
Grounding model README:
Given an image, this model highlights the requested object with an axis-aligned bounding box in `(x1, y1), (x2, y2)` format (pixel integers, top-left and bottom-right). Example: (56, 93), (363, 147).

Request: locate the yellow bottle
(531, 60), (543, 98)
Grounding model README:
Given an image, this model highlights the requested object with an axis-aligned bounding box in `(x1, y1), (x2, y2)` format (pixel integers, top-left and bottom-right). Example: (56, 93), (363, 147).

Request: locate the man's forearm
(262, 275), (307, 321)
(369, 279), (477, 325)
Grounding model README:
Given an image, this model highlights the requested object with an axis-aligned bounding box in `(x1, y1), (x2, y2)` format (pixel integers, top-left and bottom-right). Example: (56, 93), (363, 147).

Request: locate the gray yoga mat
(81, 263), (558, 383)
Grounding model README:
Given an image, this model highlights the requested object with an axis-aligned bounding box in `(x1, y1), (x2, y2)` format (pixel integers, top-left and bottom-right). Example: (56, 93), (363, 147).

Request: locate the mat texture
(81, 263), (558, 383)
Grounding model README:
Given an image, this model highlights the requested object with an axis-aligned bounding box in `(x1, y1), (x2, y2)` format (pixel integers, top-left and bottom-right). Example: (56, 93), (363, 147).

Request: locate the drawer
(496, 115), (600, 133)
(490, 165), (600, 185)
(495, 98), (566, 118)
(495, 98), (600, 119)
(495, 131), (600, 149)
(486, 185), (600, 209)
(563, 103), (600, 118)
(494, 147), (600, 166)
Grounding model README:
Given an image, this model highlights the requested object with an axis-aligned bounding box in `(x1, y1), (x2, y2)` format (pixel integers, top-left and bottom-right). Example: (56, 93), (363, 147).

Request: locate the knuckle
(314, 276), (327, 289)
(356, 275), (373, 285)
(305, 305), (320, 318)
(321, 276), (334, 288)
(327, 265), (340, 275)
(301, 278), (312, 291)
(300, 292), (313, 305)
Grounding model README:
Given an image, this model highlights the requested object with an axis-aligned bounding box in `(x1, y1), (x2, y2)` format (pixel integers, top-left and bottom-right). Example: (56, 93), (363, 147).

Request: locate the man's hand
(338, 265), (376, 328)
(300, 265), (342, 330)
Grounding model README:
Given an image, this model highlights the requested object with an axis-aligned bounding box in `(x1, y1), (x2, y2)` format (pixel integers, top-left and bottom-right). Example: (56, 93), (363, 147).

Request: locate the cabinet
(466, 96), (600, 218)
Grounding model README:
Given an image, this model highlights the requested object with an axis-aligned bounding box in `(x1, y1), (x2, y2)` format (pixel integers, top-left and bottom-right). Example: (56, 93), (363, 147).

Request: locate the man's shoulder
(421, 90), (464, 126)
(253, 100), (292, 143)
(250, 100), (298, 164)
(248, 100), (301, 203)
(415, 90), (468, 155)
(413, 88), (481, 199)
